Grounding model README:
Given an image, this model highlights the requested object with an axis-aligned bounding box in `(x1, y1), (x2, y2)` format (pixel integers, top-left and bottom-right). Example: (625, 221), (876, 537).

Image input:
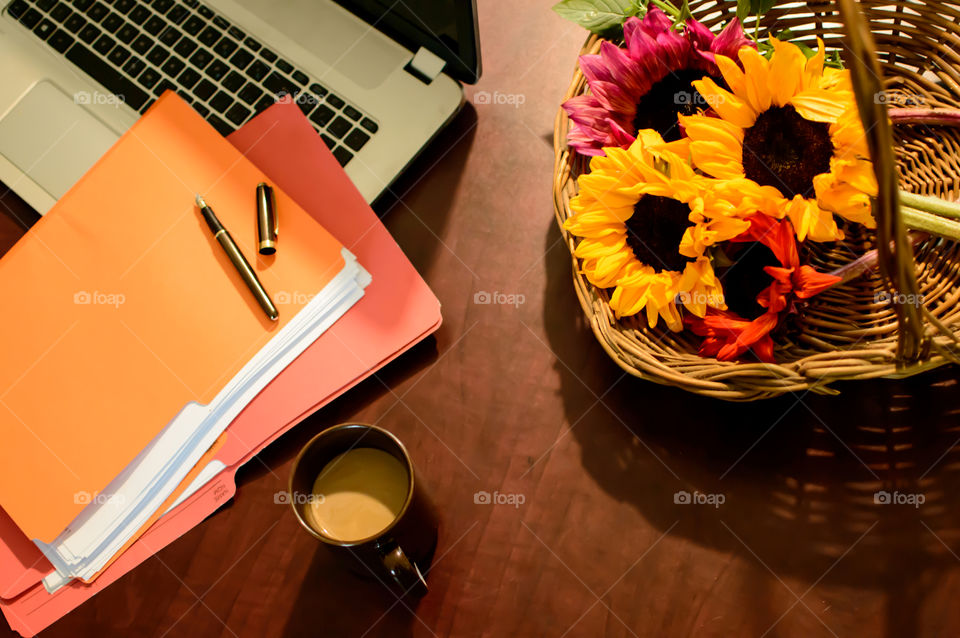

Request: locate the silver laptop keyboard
(5, 0), (379, 167)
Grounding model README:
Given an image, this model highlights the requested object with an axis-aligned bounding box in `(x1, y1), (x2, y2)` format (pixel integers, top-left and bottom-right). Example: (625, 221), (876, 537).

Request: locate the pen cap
(256, 182), (278, 255)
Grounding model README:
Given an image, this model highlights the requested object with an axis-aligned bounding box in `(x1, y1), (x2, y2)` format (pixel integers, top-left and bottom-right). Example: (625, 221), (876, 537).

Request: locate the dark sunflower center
(742, 105), (833, 199)
(625, 195), (692, 272)
(632, 69), (721, 142)
(718, 242), (780, 320)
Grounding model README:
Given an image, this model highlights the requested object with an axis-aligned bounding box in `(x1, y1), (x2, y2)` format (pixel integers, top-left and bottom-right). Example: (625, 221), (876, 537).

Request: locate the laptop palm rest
(0, 81), (118, 200)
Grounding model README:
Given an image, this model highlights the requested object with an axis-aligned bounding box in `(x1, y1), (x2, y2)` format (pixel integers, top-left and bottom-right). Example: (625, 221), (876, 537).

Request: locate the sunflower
(685, 214), (841, 361)
(562, 8), (753, 156)
(564, 131), (745, 330)
(679, 38), (878, 242)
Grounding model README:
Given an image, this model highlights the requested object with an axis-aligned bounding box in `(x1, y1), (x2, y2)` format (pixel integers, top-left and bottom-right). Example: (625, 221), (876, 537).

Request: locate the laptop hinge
(404, 47), (446, 84)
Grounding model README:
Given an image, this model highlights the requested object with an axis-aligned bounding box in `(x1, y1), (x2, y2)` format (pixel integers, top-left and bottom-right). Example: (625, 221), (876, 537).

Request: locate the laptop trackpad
(0, 81), (118, 200)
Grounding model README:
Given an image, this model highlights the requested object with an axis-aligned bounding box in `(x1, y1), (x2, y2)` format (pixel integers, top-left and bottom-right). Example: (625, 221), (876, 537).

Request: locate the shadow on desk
(541, 220), (960, 637)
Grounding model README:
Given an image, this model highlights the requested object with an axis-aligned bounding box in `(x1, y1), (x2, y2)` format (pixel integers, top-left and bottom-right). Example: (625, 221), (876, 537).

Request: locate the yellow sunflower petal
(693, 77), (757, 128)
(784, 196), (843, 242)
(715, 53), (747, 97)
(738, 46), (773, 114)
(789, 87), (848, 123)
(769, 38), (807, 107)
(802, 38), (826, 90)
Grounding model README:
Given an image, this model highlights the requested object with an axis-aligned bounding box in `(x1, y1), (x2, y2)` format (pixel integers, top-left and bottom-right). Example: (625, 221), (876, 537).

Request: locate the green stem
(900, 190), (960, 220)
(649, 0), (680, 18)
(901, 206), (960, 240)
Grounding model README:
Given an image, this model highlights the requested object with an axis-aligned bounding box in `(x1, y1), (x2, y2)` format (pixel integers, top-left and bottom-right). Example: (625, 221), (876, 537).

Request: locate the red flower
(685, 215), (840, 362)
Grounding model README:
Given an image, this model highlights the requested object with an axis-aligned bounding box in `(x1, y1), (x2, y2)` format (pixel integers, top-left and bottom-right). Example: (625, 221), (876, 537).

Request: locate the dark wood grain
(4, 2), (960, 636)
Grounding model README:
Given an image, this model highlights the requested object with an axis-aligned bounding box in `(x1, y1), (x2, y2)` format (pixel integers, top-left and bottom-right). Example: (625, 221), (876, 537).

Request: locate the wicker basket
(552, 0), (960, 400)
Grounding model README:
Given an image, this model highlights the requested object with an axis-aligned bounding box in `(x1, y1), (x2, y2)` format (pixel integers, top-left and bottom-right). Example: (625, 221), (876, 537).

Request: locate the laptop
(0, 0), (481, 213)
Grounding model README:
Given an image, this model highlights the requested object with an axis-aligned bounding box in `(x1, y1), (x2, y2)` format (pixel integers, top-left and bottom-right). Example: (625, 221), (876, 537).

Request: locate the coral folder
(0, 99), (441, 636)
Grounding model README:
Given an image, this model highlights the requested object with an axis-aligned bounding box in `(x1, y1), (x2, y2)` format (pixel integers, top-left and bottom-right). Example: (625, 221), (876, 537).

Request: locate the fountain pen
(196, 194), (279, 321)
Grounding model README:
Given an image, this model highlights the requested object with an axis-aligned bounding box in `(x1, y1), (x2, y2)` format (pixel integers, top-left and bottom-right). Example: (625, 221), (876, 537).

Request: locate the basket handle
(836, 0), (934, 363)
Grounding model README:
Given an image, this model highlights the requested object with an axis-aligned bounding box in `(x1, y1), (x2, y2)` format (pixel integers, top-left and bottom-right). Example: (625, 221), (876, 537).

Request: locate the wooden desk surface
(4, 2), (960, 636)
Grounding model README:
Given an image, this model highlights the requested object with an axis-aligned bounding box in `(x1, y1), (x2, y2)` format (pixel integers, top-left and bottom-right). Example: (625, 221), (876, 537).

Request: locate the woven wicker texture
(552, 0), (960, 400)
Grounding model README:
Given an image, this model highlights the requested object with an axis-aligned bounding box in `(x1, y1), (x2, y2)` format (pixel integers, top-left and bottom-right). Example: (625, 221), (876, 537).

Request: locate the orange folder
(0, 92), (349, 544)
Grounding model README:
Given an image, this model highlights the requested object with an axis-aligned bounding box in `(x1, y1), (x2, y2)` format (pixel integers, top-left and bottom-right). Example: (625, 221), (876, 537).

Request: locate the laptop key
(48, 28), (74, 52)
(224, 102), (250, 126)
(245, 59), (268, 81)
(275, 59), (293, 74)
(204, 59), (228, 81)
(161, 56), (184, 77)
(327, 116), (350, 139)
(292, 70), (308, 85)
(115, 23), (136, 42)
(72, 0), (92, 11)
(196, 3), (212, 18)
(253, 94), (274, 112)
(34, 18), (56, 40)
(122, 55), (144, 76)
(50, 2), (72, 22)
(198, 25), (218, 46)
(138, 98), (155, 113)
(143, 15), (164, 34)
(262, 71), (299, 99)
(343, 128), (369, 152)
(166, 4), (186, 24)
(92, 33), (113, 54)
(175, 90), (191, 103)
(153, 78), (176, 97)
(189, 47), (212, 69)
(206, 114), (233, 136)
(177, 67), (200, 89)
(213, 37), (236, 58)
(19, 8), (42, 28)
(192, 102), (209, 117)
(259, 47), (276, 62)
(212, 14), (227, 28)
(38, 0), (57, 9)
(209, 90), (232, 112)
(359, 117), (377, 133)
(332, 147), (353, 167)
(243, 36), (260, 52)
(173, 38), (196, 57)
(309, 104), (334, 127)
(192, 78), (215, 100)
(320, 134), (335, 149)
(137, 67), (159, 89)
(128, 4), (148, 24)
(146, 44), (168, 65)
(308, 82), (328, 98)
(63, 12), (85, 32)
(85, 1), (107, 21)
(101, 12), (122, 32)
(66, 41), (149, 108)
(159, 25), (179, 46)
(182, 14), (204, 35)
(221, 70), (244, 92)
(152, 0), (172, 13)
(7, 0), (28, 18)
(106, 43), (129, 65)
(227, 25), (243, 40)
(294, 94), (314, 116)
(229, 48), (252, 70)
(237, 82), (262, 105)
(78, 23), (99, 43)
(326, 93), (344, 109)
(112, 0), (132, 13)
(343, 105), (361, 121)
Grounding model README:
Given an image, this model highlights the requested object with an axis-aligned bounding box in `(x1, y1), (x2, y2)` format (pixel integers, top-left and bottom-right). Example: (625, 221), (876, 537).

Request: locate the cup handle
(377, 540), (428, 598)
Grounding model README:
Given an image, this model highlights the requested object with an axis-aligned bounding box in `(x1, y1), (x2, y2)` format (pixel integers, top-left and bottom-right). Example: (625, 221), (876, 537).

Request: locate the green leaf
(736, 0), (751, 21)
(676, 0), (692, 24)
(552, 0), (643, 35)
